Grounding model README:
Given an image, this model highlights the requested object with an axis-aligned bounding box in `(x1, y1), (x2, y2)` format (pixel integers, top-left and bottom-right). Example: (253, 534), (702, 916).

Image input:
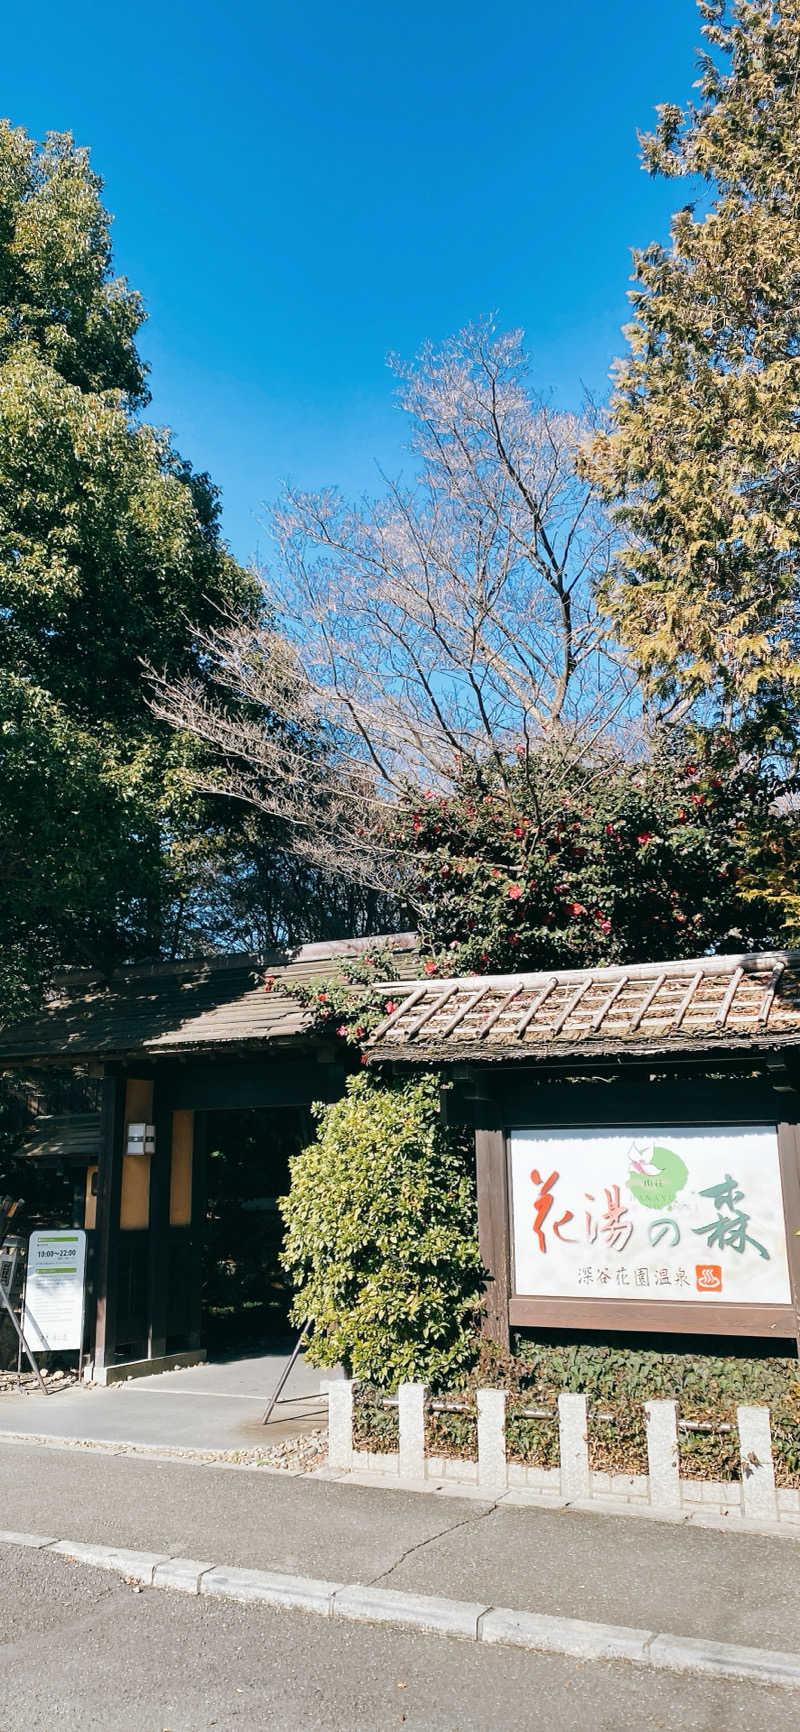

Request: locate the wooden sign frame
(476, 1118), (800, 1352)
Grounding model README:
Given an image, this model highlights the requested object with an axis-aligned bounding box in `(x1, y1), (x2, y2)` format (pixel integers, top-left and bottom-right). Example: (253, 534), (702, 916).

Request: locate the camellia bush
(391, 743), (784, 976)
(279, 1074), (485, 1389)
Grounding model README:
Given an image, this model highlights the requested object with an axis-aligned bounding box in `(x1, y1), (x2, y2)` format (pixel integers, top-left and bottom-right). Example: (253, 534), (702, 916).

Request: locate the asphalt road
(1, 1544), (797, 1732)
(0, 1439), (798, 1653)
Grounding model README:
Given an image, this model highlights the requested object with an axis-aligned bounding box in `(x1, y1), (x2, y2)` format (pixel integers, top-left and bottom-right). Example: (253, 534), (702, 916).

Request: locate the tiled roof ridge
(49, 931), (419, 993)
(375, 948), (800, 996)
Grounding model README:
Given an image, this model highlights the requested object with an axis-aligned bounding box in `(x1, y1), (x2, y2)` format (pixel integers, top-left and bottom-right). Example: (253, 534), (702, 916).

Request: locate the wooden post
(777, 1119), (800, 1362)
(148, 1075), (171, 1360)
(188, 1109), (208, 1350)
(475, 1127), (511, 1351)
(93, 1072), (126, 1373)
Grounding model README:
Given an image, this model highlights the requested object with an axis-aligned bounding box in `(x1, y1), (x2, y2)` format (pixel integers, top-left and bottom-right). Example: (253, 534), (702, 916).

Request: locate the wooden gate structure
(0, 936), (417, 1380)
(369, 951), (800, 1358)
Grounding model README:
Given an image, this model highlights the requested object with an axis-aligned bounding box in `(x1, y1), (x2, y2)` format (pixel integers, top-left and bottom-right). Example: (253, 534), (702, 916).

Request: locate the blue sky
(5, 1), (700, 566)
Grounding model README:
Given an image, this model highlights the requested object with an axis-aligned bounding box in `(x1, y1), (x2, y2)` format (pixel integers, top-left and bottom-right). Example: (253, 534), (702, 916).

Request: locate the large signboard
(22, 1230), (87, 1353)
(509, 1125), (792, 1307)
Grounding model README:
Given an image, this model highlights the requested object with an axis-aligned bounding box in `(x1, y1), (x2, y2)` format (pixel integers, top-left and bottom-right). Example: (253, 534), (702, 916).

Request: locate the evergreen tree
(589, 1), (800, 754)
(0, 122), (262, 1011)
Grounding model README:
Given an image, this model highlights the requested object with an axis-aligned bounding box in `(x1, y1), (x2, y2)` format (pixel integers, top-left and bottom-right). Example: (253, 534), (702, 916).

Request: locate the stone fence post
(477, 1389), (507, 1495)
(398, 1382), (427, 1480)
(737, 1405), (778, 1522)
(558, 1392), (590, 1500)
(322, 1378), (353, 1471)
(645, 1400), (680, 1510)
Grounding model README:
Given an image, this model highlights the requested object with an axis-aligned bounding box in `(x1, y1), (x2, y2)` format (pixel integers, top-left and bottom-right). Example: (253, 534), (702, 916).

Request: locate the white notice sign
(22, 1230), (87, 1352)
(509, 1125), (792, 1306)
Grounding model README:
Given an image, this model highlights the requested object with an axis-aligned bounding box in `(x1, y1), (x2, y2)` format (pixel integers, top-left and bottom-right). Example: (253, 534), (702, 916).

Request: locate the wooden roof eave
(369, 1029), (800, 1070)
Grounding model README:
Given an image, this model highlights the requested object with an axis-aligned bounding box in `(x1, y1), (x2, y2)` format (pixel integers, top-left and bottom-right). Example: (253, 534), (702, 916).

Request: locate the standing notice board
(22, 1230), (87, 1353)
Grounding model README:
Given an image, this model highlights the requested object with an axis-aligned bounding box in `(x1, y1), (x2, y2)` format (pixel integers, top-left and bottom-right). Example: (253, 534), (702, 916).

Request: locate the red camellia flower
(264, 976), (274, 993)
(597, 917), (612, 935)
(567, 901), (587, 917)
(507, 883), (523, 899)
(317, 991), (327, 1002)
(508, 933), (519, 946)
(384, 1000), (396, 1015)
(512, 825), (525, 838)
(336, 1025), (348, 1036)
(424, 960), (438, 976)
(636, 832), (653, 846)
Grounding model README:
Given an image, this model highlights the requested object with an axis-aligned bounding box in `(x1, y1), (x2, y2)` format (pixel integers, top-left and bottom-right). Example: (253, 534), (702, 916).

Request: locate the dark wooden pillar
(777, 1119), (800, 1361)
(188, 1109), (209, 1349)
(475, 1127), (511, 1351)
(93, 1072), (126, 1372)
(148, 1074), (172, 1360)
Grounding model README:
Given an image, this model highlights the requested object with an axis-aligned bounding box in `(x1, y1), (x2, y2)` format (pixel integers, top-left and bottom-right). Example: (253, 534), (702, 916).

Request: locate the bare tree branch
(152, 321), (637, 894)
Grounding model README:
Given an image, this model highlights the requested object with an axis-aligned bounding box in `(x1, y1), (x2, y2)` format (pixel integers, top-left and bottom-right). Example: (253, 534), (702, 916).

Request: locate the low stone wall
(322, 1381), (800, 1528)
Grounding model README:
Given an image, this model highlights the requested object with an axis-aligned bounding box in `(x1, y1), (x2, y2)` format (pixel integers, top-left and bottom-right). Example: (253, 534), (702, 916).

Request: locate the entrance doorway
(202, 1105), (312, 1356)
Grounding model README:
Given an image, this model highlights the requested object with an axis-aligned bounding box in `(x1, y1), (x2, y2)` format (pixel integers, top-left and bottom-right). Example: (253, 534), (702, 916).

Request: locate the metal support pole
(261, 1321), (311, 1425)
(0, 1246), (48, 1395)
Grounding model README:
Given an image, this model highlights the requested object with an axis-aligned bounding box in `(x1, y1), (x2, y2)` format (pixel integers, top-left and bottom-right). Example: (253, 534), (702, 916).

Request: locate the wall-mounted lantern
(126, 1122), (156, 1156)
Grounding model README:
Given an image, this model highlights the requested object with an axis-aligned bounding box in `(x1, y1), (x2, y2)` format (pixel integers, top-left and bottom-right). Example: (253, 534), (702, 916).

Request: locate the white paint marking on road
(3, 1528), (800, 1689)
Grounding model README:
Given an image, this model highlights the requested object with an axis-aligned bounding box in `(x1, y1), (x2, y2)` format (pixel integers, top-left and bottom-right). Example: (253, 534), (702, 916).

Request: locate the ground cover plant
(352, 1339), (800, 1487)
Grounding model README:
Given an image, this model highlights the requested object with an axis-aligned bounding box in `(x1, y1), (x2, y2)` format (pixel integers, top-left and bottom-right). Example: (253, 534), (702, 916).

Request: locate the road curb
(2, 1527), (800, 1690)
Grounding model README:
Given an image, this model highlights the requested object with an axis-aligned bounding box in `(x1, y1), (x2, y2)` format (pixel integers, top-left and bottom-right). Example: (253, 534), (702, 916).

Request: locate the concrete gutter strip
(479, 1607), (653, 1664)
(333, 1584), (486, 1639)
(2, 1529), (800, 1691)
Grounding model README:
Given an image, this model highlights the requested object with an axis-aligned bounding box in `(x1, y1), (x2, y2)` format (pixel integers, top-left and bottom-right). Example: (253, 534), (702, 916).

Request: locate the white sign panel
(510, 1126), (791, 1306)
(22, 1230), (87, 1352)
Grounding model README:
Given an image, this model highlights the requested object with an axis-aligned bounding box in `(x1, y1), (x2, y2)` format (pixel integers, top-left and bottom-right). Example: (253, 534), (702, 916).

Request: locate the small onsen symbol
(695, 1264), (722, 1292)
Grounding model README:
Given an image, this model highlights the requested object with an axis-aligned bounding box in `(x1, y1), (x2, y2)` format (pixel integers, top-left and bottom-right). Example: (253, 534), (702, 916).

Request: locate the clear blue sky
(5, 1), (700, 566)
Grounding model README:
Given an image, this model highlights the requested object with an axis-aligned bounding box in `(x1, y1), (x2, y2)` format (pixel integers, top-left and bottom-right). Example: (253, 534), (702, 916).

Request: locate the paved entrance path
(0, 1349), (338, 1449)
(0, 1438), (797, 1657)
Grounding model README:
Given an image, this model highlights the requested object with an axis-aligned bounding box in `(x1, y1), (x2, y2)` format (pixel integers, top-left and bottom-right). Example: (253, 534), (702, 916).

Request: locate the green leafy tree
(0, 122), (266, 1011)
(279, 1074), (484, 1388)
(588, 1), (800, 751)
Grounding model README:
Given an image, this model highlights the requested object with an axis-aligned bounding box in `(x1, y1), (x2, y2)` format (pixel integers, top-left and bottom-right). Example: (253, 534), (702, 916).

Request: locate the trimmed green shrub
(279, 1074), (485, 1389)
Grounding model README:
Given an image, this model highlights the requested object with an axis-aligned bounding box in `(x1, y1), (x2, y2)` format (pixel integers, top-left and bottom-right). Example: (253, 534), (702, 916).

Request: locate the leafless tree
(152, 321), (632, 901)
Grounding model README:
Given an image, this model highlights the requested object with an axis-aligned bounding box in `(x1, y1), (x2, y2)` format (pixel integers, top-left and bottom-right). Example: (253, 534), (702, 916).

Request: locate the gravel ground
(0, 1367), (79, 1394)
(0, 1423), (330, 1471)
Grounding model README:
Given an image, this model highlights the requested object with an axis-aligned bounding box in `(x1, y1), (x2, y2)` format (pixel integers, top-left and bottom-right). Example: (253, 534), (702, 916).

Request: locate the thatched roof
(369, 951), (800, 1066)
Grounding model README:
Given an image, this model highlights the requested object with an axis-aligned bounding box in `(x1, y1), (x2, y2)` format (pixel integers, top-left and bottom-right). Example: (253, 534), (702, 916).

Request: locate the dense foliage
(389, 744), (782, 976)
(279, 1074), (484, 1388)
(589, 0), (800, 754)
(0, 123), (271, 1008)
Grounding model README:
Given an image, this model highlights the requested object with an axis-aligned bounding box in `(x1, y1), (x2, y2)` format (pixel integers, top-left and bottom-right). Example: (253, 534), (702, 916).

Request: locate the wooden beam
(777, 1118), (800, 1361)
(188, 1110), (209, 1350)
(147, 1078), (173, 1360)
(93, 1073), (125, 1372)
(475, 1128), (511, 1351)
(508, 1296), (796, 1338)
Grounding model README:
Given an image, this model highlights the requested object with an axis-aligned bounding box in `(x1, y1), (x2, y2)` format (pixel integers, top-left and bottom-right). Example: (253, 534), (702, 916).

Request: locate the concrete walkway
(0, 1438), (798, 1657)
(0, 1349), (338, 1450)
